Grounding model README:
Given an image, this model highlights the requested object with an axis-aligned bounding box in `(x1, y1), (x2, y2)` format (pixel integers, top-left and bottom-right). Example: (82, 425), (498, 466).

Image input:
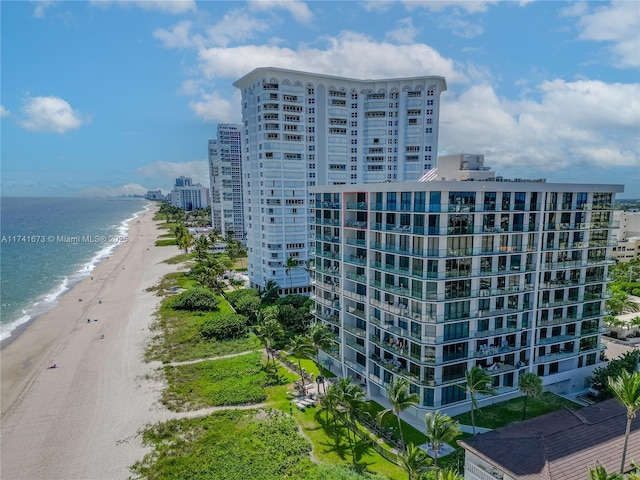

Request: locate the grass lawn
(163, 253), (194, 264)
(155, 239), (177, 247)
(161, 351), (282, 411)
(288, 354), (336, 379)
(453, 392), (583, 429)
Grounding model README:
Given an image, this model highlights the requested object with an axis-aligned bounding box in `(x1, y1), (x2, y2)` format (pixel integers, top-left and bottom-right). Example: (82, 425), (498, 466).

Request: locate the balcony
(535, 349), (579, 363)
(475, 344), (519, 358)
(344, 255), (367, 266)
(536, 334), (577, 346)
(345, 272), (367, 284)
(344, 323), (367, 338)
(347, 305), (366, 319)
(346, 202), (368, 210)
(345, 339), (366, 354)
(473, 326), (524, 338)
(344, 358), (366, 375)
(345, 237), (366, 247)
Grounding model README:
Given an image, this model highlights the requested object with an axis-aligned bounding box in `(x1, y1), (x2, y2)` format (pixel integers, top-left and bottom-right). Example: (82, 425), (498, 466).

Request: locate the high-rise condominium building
(234, 67), (447, 293)
(209, 124), (245, 241)
(310, 155), (623, 418)
(170, 176), (210, 211)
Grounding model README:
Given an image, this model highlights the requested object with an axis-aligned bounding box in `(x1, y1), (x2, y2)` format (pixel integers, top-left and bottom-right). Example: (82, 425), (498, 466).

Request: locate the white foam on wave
(1, 202), (151, 343)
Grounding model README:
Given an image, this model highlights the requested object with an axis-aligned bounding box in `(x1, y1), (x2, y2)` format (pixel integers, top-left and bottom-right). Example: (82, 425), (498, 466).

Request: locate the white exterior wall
(310, 179), (622, 414)
(209, 124), (245, 241)
(234, 67), (447, 293)
(170, 185), (210, 211)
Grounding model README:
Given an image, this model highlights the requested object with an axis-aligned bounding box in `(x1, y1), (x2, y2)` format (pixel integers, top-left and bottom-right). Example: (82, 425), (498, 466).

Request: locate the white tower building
(234, 67), (447, 294)
(209, 124), (245, 241)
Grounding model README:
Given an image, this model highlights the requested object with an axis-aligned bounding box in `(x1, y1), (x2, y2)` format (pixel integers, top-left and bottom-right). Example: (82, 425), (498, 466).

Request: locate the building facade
(234, 67), (447, 293)
(170, 176), (210, 211)
(309, 157), (623, 417)
(209, 124), (245, 242)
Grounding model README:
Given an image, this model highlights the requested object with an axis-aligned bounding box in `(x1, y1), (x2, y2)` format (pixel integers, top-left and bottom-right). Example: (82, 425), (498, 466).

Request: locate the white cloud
(188, 91), (242, 123)
(438, 13), (485, 39)
(439, 79), (640, 175)
(195, 31), (466, 84)
(249, 0), (312, 23)
(386, 18), (420, 44)
(90, 0), (196, 14)
(401, 1), (498, 14)
(205, 10), (270, 47)
(570, 1), (640, 68)
(79, 183), (149, 197)
(19, 95), (91, 133)
(153, 20), (194, 48)
(361, 1), (395, 13)
(135, 160), (210, 186)
(0, 105), (10, 117)
(34, 1), (55, 18)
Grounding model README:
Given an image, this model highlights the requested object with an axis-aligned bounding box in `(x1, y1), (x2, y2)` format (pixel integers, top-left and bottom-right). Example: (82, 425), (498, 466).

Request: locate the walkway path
(163, 350), (255, 367)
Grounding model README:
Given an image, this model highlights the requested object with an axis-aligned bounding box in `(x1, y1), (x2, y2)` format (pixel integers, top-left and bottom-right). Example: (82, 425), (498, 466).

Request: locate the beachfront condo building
(309, 154), (623, 418)
(209, 124), (246, 242)
(233, 67), (447, 294)
(170, 177), (210, 211)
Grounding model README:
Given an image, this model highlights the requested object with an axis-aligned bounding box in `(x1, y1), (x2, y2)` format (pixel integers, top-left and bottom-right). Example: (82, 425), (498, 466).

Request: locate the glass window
(415, 191), (426, 212)
(429, 191), (441, 212)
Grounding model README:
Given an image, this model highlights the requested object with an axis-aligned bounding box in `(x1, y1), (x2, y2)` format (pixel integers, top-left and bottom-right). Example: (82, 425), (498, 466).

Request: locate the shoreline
(0, 202), (149, 347)
(1, 204), (184, 480)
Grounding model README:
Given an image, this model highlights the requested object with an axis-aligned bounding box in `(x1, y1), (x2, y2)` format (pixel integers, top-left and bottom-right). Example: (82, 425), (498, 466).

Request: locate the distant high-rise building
(208, 124), (245, 242)
(175, 176), (192, 187)
(171, 176), (209, 211)
(145, 190), (164, 201)
(234, 67), (447, 294)
(310, 155), (623, 416)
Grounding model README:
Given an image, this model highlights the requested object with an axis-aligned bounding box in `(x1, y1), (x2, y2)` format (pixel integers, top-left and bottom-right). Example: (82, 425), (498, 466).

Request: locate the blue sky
(1, 0), (639, 198)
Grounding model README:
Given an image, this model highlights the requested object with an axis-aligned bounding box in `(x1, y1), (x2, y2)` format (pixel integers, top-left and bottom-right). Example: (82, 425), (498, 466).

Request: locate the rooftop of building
(459, 398), (640, 480)
(233, 66), (447, 89)
(310, 154), (624, 193)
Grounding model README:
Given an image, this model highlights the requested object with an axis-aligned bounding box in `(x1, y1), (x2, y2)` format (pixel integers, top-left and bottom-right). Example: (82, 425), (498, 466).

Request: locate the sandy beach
(1, 205), (182, 480)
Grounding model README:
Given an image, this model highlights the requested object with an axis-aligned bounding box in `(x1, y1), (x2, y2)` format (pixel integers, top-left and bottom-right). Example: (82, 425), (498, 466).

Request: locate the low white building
(171, 177), (210, 211)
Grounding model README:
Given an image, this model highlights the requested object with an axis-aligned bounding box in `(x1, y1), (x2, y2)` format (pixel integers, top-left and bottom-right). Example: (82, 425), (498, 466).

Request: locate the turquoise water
(0, 197), (147, 341)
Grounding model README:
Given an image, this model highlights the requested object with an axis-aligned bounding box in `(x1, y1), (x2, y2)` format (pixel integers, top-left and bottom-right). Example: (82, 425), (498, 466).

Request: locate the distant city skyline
(1, 1), (638, 198)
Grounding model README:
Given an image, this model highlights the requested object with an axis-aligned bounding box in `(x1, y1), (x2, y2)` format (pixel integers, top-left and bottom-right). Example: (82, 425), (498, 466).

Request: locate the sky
(1, 0), (639, 198)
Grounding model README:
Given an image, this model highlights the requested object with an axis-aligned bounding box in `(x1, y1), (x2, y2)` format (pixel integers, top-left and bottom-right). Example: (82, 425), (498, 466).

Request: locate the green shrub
(170, 287), (219, 312)
(200, 313), (248, 341)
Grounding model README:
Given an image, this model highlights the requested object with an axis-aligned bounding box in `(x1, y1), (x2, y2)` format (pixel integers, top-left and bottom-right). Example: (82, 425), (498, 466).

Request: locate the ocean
(0, 197), (148, 342)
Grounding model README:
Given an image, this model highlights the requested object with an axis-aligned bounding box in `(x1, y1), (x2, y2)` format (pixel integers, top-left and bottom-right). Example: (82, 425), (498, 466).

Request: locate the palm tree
(518, 372), (543, 421)
(208, 229), (223, 246)
(400, 442), (432, 480)
(309, 322), (334, 370)
(333, 377), (368, 464)
(288, 334), (314, 383)
(177, 231), (194, 254)
(463, 366), (497, 435)
(424, 411), (461, 478)
(588, 464), (623, 480)
(438, 469), (464, 480)
(377, 377), (419, 453)
(608, 370), (640, 474)
(607, 290), (640, 317)
(262, 279), (280, 304)
(285, 256), (297, 290)
(255, 312), (283, 367)
(316, 385), (339, 430)
(194, 235), (210, 261)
